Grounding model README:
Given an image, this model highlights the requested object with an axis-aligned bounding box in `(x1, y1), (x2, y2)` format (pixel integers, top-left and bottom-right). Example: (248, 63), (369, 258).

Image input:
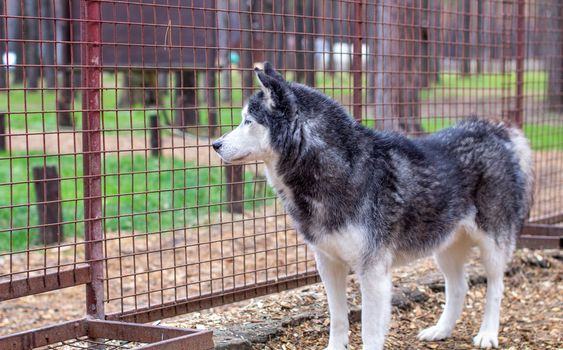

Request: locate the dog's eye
(244, 119), (252, 126)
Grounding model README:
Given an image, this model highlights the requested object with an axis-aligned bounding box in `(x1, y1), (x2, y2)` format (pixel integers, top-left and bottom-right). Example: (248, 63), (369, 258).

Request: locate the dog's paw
(323, 345), (347, 350)
(417, 325), (452, 341)
(473, 331), (499, 348)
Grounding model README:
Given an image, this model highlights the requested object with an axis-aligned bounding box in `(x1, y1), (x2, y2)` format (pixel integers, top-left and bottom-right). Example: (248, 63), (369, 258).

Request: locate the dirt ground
(163, 249), (562, 349)
(1, 248), (560, 350)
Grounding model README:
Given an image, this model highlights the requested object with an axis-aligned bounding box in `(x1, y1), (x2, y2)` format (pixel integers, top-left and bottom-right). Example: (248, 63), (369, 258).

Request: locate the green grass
(420, 71), (547, 99)
(0, 151), (273, 252)
(421, 118), (563, 150)
(0, 70), (550, 135)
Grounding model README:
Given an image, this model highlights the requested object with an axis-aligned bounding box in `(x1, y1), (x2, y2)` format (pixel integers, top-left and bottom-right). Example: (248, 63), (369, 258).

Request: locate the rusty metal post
(352, 0), (363, 121)
(82, 0), (104, 320)
(515, 0), (525, 128)
(33, 165), (63, 245)
(0, 113), (6, 151)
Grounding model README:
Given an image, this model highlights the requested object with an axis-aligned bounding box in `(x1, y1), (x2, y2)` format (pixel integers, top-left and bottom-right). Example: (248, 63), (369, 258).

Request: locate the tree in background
(460, 0), (471, 76)
(374, 0), (425, 133)
(40, 0), (56, 88)
(6, 0), (24, 84)
(546, 0), (563, 111)
(0, 0), (6, 89)
(420, 0), (441, 87)
(24, 0), (40, 88)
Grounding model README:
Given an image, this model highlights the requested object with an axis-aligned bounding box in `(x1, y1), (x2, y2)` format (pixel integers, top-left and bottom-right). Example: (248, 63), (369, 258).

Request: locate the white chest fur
(311, 224), (368, 269)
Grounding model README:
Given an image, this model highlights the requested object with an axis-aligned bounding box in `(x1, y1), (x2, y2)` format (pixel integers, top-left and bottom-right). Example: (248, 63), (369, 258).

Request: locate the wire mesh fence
(0, 0), (562, 338)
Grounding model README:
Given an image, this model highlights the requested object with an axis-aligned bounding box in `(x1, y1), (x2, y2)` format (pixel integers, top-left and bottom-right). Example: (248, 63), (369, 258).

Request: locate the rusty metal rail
(0, 319), (213, 350)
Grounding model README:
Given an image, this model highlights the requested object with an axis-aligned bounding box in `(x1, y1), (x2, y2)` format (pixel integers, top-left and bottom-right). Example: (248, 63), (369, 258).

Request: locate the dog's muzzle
(212, 140), (223, 152)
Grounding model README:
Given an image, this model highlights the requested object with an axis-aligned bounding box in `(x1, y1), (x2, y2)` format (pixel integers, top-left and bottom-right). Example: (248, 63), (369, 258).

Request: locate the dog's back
(418, 118), (533, 241)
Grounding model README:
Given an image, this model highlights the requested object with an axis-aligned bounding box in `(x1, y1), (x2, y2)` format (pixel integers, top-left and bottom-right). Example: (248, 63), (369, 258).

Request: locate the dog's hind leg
(473, 235), (510, 349)
(315, 251), (350, 350)
(418, 232), (473, 342)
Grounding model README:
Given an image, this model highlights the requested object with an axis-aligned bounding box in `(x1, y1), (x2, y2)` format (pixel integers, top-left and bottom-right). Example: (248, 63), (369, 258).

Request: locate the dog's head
(212, 62), (297, 164)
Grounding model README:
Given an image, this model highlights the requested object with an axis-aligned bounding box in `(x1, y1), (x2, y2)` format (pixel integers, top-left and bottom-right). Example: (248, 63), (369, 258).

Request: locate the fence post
(32, 166), (63, 245)
(0, 113), (6, 151)
(226, 165), (244, 213)
(352, 0), (363, 121)
(149, 113), (161, 157)
(515, 0), (525, 128)
(82, 0), (104, 320)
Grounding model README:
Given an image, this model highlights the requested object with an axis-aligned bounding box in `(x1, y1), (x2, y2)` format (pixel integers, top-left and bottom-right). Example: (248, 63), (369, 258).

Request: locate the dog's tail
(508, 127), (534, 217)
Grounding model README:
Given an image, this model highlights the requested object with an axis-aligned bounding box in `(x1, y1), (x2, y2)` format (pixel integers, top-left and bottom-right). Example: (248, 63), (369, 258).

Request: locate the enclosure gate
(0, 0), (562, 347)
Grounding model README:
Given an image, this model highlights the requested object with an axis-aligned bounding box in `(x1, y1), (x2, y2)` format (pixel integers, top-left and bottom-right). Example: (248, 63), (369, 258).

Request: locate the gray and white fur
(212, 62), (534, 350)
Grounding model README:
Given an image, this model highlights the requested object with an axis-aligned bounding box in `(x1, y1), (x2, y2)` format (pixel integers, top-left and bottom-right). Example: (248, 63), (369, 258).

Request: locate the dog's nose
(212, 140), (223, 151)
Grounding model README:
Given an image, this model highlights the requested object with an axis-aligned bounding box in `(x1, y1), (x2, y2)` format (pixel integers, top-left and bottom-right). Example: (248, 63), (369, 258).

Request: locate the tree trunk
(429, 0), (441, 83)
(366, 0), (376, 103)
(174, 70), (198, 129)
(328, 0), (340, 73)
(217, 0), (232, 102)
(374, 0), (423, 133)
(461, 0), (471, 76)
(304, 0), (315, 86)
(24, 0), (40, 88)
(419, 0), (432, 88)
(0, 0), (6, 88)
(240, 1), (253, 100)
(274, 0), (285, 67)
(547, 0), (563, 111)
(205, 11), (218, 137)
(7, 0), (24, 84)
(294, 1), (305, 82)
(273, 1), (286, 69)
(262, 0), (275, 64)
(476, 0), (484, 73)
(40, 0), (56, 88)
(56, 0), (73, 127)
(225, 0), (253, 214)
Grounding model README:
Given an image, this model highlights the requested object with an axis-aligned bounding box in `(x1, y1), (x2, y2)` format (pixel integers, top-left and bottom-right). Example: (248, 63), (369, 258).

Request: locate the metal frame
(0, 319), (213, 350)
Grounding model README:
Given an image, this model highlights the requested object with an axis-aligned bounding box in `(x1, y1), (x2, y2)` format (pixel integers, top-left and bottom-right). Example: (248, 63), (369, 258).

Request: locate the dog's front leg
(359, 263), (392, 350)
(315, 251), (350, 350)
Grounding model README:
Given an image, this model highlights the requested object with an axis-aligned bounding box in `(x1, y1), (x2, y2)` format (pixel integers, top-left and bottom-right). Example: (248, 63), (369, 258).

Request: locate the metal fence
(0, 0), (562, 346)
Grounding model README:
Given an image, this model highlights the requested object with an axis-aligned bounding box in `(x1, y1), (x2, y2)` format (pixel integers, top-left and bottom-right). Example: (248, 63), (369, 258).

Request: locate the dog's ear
(255, 63), (291, 110)
(263, 62), (285, 82)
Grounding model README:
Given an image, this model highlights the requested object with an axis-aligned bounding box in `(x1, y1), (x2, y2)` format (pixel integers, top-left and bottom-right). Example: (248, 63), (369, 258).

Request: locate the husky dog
(212, 62), (533, 350)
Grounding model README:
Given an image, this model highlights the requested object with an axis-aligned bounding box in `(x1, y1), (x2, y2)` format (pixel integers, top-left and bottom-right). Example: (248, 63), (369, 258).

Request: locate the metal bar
(530, 212), (563, 225)
(82, 0), (104, 320)
(0, 319), (87, 350)
(352, 0), (363, 121)
(518, 235), (562, 249)
(0, 319), (213, 350)
(137, 332), (214, 350)
(107, 273), (320, 323)
(514, 0), (525, 128)
(86, 319), (207, 342)
(522, 223), (563, 237)
(0, 265), (91, 301)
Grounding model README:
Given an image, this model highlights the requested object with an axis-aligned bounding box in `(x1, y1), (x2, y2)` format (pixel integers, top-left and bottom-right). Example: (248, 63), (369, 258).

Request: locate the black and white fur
(212, 63), (533, 350)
